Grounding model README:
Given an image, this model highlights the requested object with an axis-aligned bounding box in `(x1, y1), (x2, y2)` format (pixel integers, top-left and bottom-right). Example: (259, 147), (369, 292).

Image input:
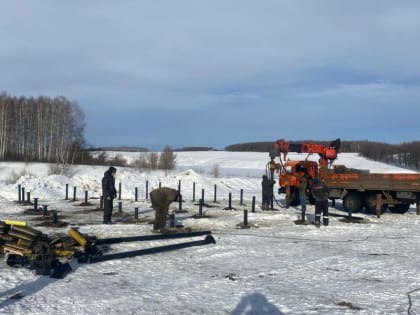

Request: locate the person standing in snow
(311, 177), (329, 226)
(261, 175), (275, 210)
(102, 166), (117, 224)
(297, 169), (309, 222)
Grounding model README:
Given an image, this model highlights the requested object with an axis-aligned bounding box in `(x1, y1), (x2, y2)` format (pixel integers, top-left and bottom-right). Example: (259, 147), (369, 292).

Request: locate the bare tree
(158, 146), (176, 175)
(0, 93), (86, 164)
(148, 152), (159, 170)
(132, 153), (148, 172)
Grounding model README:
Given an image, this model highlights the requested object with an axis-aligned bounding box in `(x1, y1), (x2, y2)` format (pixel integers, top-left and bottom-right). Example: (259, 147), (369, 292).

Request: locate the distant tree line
(89, 145), (177, 173)
(224, 142), (273, 152)
(88, 146), (149, 153)
(225, 140), (420, 171)
(174, 146), (218, 152)
(341, 140), (420, 171)
(0, 93), (85, 164)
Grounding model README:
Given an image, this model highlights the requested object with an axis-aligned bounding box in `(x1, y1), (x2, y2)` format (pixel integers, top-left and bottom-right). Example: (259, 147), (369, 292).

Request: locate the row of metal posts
(61, 180), (251, 207)
(17, 184), (58, 223)
(20, 181), (258, 212)
(18, 180), (277, 228)
(17, 182), (420, 228)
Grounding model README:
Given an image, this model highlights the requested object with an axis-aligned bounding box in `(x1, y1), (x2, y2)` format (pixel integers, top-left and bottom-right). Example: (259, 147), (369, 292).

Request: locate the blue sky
(1, 1), (420, 149)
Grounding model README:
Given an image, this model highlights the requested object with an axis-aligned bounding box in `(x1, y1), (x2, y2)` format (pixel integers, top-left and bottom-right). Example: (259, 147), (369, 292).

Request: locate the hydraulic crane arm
(273, 138), (341, 167)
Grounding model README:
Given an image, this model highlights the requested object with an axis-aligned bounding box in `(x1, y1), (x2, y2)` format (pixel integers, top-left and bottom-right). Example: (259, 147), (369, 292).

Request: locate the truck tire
(343, 192), (363, 213)
(389, 204), (410, 214)
(364, 193), (387, 214)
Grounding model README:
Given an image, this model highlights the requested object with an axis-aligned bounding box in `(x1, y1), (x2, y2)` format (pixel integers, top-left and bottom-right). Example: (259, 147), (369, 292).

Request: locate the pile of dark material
(1, 221), (216, 279)
(0, 221), (71, 278)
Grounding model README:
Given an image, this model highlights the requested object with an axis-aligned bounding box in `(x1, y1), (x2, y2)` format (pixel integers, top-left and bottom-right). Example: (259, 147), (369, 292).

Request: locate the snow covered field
(1, 152), (420, 315)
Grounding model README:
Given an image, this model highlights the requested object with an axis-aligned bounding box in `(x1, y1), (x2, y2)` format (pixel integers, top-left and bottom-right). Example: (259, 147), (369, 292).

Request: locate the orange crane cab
(268, 139), (340, 206)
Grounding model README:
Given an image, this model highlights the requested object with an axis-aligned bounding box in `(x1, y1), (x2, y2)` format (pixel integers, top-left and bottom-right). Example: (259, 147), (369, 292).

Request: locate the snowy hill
(0, 152), (420, 314)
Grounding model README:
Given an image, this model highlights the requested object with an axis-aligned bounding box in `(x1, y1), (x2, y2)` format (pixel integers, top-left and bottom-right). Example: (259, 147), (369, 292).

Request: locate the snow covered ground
(0, 152), (420, 314)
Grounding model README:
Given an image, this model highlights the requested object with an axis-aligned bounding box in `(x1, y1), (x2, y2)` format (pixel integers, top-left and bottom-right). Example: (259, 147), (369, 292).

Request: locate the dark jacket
(311, 178), (328, 202)
(262, 176), (275, 197)
(102, 170), (117, 199)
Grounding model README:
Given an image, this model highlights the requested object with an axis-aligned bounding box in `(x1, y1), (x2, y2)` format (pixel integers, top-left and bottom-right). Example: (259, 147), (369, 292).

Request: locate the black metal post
(417, 193), (420, 216)
(52, 211), (58, 224)
(134, 207), (139, 220)
(240, 189), (244, 205)
(252, 196), (256, 213)
(34, 198), (38, 211)
(179, 194), (182, 211)
(214, 184), (217, 203)
(22, 187), (25, 203)
(201, 189), (205, 205)
(84, 191), (88, 205)
(65, 184), (69, 200)
(159, 181), (161, 189)
(244, 209), (248, 226)
(27, 192), (31, 204)
(73, 186), (77, 201)
(43, 205), (48, 216)
(118, 182), (122, 200)
(192, 182), (195, 202)
(146, 180), (149, 200)
(376, 194), (382, 219)
(18, 184), (21, 202)
(169, 214), (175, 228)
(228, 192), (232, 210)
(118, 201), (122, 213)
(88, 235), (215, 263)
(100, 196), (104, 209)
(96, 230), (212, 245)
(178, 180), (181, 194)
(135, 187), (138, 202)
(199, 199), (203, 216)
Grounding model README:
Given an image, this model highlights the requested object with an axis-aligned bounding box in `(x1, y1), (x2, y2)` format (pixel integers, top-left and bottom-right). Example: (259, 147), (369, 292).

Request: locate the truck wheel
(389, 204), (410, 214)
(364, 193), (387, 214)
(343, 192), (363, 213)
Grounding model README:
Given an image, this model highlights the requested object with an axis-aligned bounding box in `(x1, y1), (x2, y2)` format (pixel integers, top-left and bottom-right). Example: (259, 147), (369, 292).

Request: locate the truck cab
(278, 160), (318, 206)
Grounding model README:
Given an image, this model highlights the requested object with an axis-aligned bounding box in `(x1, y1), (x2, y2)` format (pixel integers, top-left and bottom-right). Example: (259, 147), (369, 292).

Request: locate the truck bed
(323, 172), (420, 192)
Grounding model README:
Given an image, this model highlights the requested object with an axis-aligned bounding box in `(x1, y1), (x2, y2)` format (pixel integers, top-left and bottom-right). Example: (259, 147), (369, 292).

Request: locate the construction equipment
(0, 221), (216, 279)
(268, 139), (420, 213)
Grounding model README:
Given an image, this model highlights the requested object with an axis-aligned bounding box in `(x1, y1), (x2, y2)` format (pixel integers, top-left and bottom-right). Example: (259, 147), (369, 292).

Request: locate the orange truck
(268, 139), (420, 213)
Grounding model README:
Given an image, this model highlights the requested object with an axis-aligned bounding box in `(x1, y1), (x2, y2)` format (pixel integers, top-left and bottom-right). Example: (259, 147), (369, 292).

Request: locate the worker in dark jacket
(311, 177), (329, 226)
(102, 166), (117, 224)
(297, 171), (309, 222)
(150, 187), (180, 231)
(261, 175), (275, 210)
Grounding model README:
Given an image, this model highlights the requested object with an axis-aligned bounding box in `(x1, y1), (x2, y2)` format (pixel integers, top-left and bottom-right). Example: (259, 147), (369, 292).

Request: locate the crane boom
(273, 138), (341, 167)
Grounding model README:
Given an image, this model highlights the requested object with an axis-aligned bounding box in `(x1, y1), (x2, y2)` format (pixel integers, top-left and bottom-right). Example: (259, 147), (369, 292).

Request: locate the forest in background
(225, 140), (420, 171)
(0, 93), (85, 164)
